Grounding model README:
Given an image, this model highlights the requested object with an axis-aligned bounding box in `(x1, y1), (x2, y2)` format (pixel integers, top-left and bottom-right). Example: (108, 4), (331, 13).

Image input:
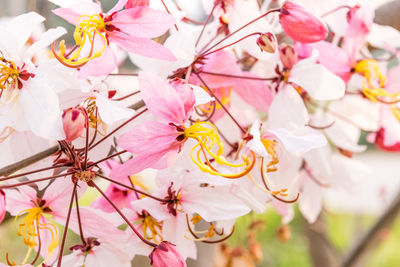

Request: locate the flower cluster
(0, 0), (399, 266)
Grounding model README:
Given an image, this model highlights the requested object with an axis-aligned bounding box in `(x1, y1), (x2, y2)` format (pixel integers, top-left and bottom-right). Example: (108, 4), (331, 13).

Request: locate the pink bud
(279, 44), (298, 69)
(149, 241), (186, 267)
(279, 1), (328, 43)
(257, 33), (277, 53)
(62, 107), (87, 142)
(0, 190), (5, 223)
(126, 0), (149, 8)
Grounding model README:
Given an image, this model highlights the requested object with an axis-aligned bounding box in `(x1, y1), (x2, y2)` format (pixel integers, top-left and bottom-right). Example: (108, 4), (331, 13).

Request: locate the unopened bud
(279, 44), (298, 69)
(257, 33), (277, 53)
(62, 106), (87, 142)
(277, 224), (291, 243)
(279, 1), (328, 43)
(149, 241), (186, 267)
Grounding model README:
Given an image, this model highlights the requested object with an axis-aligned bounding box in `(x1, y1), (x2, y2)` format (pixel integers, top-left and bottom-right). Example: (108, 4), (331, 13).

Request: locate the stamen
(185, 121), (255, 178)
(53, 14), (108, 68)
(355, 59), (400, 104)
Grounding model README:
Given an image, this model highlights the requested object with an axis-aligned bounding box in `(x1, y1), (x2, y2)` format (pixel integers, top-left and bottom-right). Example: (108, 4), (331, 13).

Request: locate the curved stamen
(185, 214), (235, 243)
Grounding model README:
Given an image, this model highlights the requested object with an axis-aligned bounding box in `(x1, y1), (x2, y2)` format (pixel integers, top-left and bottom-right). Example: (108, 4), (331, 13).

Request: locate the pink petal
(138, 72), (187, 124)
(4, 186), (36, 216)
(190, 51), (241, 88)
(78, 46), (117, 78)
(112, 7), (175, 38)
(110, 33), (176, 61)
(232, 71), (273, 112)
(106, 0), (128, 15)
(52, 2), (102, 24)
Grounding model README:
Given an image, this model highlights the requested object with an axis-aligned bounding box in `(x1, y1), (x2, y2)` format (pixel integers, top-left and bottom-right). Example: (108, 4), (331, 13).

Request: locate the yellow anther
(0, 58), (20, 92)
(14, 206), (59, 256)
(53, 14), (108, 68)
(191, 214), (202, 225)
(355, 59), (400, 103)
(205, 224), (215, 238)
(141, 213), (163, 244)
(185, 121), (255, 178)
(261, 138), (280, 173)
(198, 87), (231, 114)
(130, 175), (148, 190)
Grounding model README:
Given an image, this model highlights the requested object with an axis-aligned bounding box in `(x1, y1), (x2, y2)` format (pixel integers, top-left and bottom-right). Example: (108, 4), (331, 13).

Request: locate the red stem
(195, 2), (218, 47)
(57, 182), (77, 267)
(88, 150), (127, 168)
(202, 32), (261, 57)
(201, 8), (280, 56)
(91, 182), (157, 247)
(201, 71), (275, 81)
(0, 172), (74, 189)
(194, 72), (246, 134)
(96, 174), (167, 202)
(89, 108), (147, 151)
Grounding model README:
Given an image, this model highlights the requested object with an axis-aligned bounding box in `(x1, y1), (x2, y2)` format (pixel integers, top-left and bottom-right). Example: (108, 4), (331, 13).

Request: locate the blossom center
(0, 57), (34, 93)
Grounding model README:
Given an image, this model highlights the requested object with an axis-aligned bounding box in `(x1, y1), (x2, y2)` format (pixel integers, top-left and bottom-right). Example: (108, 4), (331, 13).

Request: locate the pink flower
(62, 106), (87, 142)
(52, 0), (176, 76)
(113, 72), (195, 178)
(149, 241), (186, 267)
(191, 51), (273, 115)
(279, 1), (328, 43)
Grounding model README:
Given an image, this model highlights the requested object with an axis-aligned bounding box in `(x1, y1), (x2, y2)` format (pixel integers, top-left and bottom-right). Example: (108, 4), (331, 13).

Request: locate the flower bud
(62, 107), (87, 142)
(0, 190), (5, 223)
(149, 241), (186, 267)
(279, 1), (328, 43)
(279, 44), (298, 69)
(256, 33), (277, 53)
(277, 224), (291, 243)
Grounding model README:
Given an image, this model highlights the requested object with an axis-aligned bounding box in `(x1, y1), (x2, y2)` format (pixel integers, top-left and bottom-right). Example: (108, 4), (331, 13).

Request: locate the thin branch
(57, 182), (77, 267)
(342, 189), (400, 267)
(0, 144), (60, 177)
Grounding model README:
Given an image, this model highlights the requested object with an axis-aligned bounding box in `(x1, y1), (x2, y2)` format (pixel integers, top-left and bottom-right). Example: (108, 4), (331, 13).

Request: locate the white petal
(247, 120), (268, 157)
(299, 176), (323, 224)
(269, 128), (327, 153)
(25, 27), (67, 59)
(96, 92), (135, 125)
(289, 59), (345, 101)
(183, 186), (250, 221)
(267, 85), (309, 129)
(19, 78), (65, 140)
(191, 84), (214, 106)
(7, 12), (45, 49)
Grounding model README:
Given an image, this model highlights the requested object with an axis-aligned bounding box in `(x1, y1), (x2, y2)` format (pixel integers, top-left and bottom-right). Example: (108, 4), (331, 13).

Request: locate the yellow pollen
(15, 206), (59, 258)
(191, 214), (202, 225)
(184, 121), (255, 178)
(141, 214), (163, 244)
(261, 138), (280, 173)
(85, 97), (106, 134)
(355, 59), (400, 103)
(0, 58), (19, 92)
(198, 87), (231, 114)
(54, 14), (108, 68)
